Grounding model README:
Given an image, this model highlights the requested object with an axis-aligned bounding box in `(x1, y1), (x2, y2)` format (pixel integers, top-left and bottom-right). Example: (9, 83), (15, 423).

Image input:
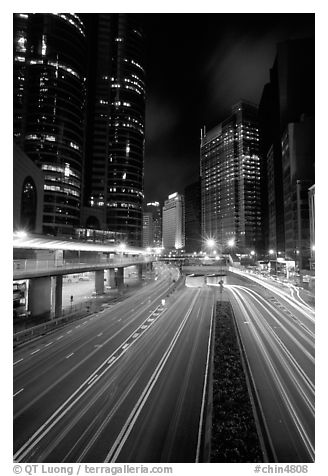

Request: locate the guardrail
(13, 300), (97, 347)
(13, 256), (153, 277)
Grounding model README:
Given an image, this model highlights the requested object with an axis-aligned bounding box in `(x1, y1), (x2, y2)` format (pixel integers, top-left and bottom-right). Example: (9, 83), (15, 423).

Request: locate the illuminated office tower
(145, 201), (162, 247)
(13, 13), (87, 235)
(86, 14), (146, 247)
(142, 212), (153, 248)
(162, 193), (185, 250)
(200, 101), (261, 253)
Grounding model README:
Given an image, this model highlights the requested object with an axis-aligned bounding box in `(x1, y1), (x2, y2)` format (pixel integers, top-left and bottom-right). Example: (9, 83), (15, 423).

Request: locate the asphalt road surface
(226, 277), (314, 463)
(14, 265), (215, 463)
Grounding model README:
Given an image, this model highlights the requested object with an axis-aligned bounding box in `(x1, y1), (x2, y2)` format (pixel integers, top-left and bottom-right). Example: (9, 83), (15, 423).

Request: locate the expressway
(226, 281), (315, 463)
(13, 264), (215, 462)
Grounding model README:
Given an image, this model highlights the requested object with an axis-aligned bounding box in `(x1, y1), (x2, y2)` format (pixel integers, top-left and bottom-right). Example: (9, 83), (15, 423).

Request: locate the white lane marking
(196, 298), (215, 462)
(105, 289), (201, 463)
(14, 388), (24, 397)
(30, 349), (40, 355)
(87, 374), (99, 386)
(141, 325), (147, 329)
(107, 356), (116, 365)
(97, 332), (103, 337)
(66, 353), (74, 359)
(75, 325), (81, 328)
(44, 342), (53, 347)
(82, 322), (87, 326)
(122, 344), (129, 350)
(13, 358), (24, 366)
(56, 336), (63, 340)
(66, 330), (72, 334)
(132, 333), (139, 338)
(14, 301), (168, 462)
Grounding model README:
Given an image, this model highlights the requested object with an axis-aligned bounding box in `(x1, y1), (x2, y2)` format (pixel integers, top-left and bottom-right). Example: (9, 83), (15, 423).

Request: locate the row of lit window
(14, 57), (81, 80)
(112, 100), (131, 107)
(26, 134), (80, 151)
(44, 174), (80, 189)
(111, 121), (144, 135)
(52, 13), (85, 37)
(111, 83), (143, 96)
(124, 57), (145, 73)
(90, 200), (141, 209)
(44, 184), (80, 197)
(41, 164), (80, 179)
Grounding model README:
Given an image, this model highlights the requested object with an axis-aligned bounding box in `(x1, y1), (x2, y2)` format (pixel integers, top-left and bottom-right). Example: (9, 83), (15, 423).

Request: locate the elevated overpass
(13, 234), (155, 320)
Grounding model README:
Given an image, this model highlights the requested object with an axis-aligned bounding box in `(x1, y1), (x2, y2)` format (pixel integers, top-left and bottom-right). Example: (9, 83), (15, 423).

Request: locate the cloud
(203, 31), (277, 120)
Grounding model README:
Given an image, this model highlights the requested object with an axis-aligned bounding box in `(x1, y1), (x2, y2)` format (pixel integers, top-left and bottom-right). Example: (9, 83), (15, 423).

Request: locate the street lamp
(206, 238), (216, 256)
(14, 230), (27, 239)
(206, 238), (216, 249)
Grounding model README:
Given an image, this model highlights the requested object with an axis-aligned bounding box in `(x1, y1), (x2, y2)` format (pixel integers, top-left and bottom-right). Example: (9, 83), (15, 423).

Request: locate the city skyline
(11, 7), (318, 469)
(141, 13), (314, 203)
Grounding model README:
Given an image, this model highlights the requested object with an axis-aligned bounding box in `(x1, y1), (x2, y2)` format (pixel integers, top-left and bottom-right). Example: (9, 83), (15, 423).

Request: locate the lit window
(69, 141), (80, 150)
(41, 35), (47, 56)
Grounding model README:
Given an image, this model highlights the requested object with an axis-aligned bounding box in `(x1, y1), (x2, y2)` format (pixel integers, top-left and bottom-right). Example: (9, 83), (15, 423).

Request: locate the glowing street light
(227, 238), (235, 248)
(118, 243), (126, 252)
(14, 230), (27, 239)
(250, 250), (255, 256)
(269, 249), (275, 256)
(206, 238), (216, 249)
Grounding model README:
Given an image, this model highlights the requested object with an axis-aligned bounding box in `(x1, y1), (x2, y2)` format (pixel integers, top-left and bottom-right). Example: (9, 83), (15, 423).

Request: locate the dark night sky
(140, 13), (314, 204)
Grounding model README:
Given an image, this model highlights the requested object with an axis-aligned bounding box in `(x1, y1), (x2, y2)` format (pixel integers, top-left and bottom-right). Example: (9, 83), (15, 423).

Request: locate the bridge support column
(95, 270), (104, 294)
(116, 267), (124, 289)
(28, 276), (51, 319)
(51, 275), (63, 318)
(107, 268), (116, 288)
(137, 263), (144, 281)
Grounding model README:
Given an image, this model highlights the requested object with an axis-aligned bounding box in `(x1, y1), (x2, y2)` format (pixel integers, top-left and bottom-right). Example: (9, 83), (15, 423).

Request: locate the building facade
(200, 101), (261, 253)
(85, 14), (146, 247)
(13, 143), (44, 234)
(13, 13), (87, 235)
(259, 38), (314, 256)
(162, 193), (185, 250)
(184, 180), (201, 253)
(282, 116), (314, 269)
(142, 212), (153, 248)
(145, 202), (162, 247)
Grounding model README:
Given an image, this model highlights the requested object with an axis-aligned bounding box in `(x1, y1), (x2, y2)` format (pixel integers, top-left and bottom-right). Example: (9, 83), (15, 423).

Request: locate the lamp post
(227, 238), (235, 255)
(269, 249), (276, 274)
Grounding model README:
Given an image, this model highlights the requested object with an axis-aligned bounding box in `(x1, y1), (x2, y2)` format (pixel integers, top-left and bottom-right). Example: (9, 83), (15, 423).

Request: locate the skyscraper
(162, 193), (185, 250)
(282, 115), (314, 269)
(85, 14), (146, 247)
(200, 101), (261, 253)
(142, 211), (153, 248)
(145, 201), (162, 248)
(13, 13), (87, 235)
(259, 38), (314, 255)
(184, 180), (201, 253)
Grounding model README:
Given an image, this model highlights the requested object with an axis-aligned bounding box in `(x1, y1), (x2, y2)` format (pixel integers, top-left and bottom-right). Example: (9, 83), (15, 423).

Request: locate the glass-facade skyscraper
(200, 101), (261, 253)
(13, 13), (87, 235)
(85, 14), (146, 247)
